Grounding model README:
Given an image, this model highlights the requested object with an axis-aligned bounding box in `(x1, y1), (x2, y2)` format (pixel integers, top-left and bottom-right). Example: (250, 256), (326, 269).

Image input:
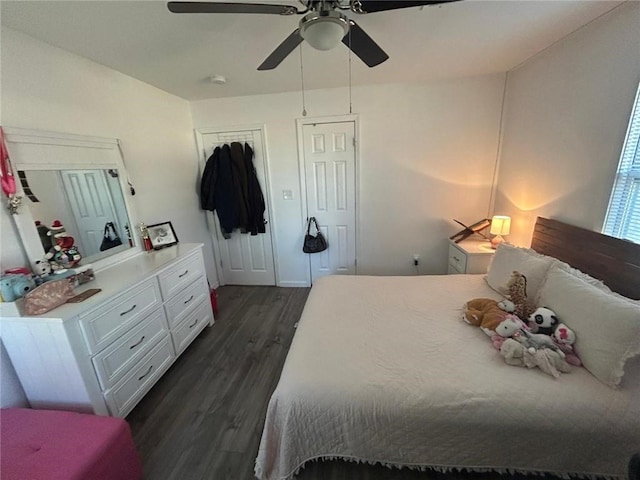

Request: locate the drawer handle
(138, 365), (153, 381)
(453, 256), (460, 262)
(188, 318), (199, 329)
(129, 336), (145, 350)
(178, 269), (189, 278)
(184, 295), (194, 305)
(120, 304), (137, 316)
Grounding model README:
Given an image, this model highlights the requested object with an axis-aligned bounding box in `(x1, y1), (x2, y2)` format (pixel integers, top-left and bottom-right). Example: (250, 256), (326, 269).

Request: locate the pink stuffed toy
(491, 314), (528, 350)
(552, 323), (581, 366)
(493, 316), (564, 356)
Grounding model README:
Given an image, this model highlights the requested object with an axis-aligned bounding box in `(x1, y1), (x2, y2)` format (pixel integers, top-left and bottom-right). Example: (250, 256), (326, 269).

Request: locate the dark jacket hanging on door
(200, 142), (266, 238)
(201, 144), (237, 238)
(230, 142), (250, 232)
(200, 146), (219, 211)
(244, 143), (266, 235)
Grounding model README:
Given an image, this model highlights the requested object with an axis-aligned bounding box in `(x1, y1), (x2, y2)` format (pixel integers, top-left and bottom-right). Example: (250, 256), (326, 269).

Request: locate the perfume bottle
(125, 224), (134, 247)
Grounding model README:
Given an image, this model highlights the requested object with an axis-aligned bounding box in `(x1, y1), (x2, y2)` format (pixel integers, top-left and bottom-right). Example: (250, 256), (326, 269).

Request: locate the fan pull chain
(299, 45), (307, 117)
(348, 27), (353, 115)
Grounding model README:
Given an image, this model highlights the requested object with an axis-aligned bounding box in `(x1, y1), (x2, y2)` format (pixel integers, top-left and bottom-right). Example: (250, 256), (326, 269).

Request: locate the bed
(255, 218), (640, 480)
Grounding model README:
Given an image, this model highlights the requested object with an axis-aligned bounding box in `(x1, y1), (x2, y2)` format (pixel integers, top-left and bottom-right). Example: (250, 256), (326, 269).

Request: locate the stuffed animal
(491, 313), (529, 350)
(30, 257), (52, 285)
(500, 338), (572, 378)
(552, 323), (581, 366)
(494, 317), (564, 356)
(528, 307), (559, 335)
(497, 299), (515, 313)
(507, 271), (535, 320)
(463, 298), (514, 332)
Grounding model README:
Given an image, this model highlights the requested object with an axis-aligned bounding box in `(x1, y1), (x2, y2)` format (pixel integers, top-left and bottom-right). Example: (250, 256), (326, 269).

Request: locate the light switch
(282, 189), (294, 200)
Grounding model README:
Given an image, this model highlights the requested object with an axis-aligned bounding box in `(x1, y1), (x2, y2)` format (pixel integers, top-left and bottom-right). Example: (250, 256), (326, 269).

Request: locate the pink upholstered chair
(0, 408), (142, 480)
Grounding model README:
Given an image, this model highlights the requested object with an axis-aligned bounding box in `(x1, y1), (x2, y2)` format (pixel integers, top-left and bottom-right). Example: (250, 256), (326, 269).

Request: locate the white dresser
(0, 244), (213, 417)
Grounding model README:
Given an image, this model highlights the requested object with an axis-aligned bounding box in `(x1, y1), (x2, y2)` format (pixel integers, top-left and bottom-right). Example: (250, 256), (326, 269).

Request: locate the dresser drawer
(104, 336), (175, 417)
(158, 252), (206, 300)
(171, 300), (212, 356)
(92, 307), (169, 390)
(80, 278), (162, 354)
(164, 278), (209, 329)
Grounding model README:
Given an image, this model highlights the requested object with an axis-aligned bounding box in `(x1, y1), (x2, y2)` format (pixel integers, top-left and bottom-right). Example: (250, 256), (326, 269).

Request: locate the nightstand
(447, 238), (494, 274)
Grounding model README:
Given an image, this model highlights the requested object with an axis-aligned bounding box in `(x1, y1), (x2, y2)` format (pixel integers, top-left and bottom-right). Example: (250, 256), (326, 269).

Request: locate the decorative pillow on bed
(485, 244), (555, 299)
(538, 266), (640, 389)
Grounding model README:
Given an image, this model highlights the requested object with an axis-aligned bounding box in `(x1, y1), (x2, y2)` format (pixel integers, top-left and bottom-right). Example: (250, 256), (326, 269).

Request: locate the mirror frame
(4, 127), (141, 272)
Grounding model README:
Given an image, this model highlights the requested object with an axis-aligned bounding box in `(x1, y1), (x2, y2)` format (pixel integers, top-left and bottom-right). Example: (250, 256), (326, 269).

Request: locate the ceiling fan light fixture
(299, 11), (349, 51)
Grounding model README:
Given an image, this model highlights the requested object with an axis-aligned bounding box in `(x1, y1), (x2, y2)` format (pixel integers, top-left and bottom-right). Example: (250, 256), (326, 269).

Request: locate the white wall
(191, 75), (506, 284)
(0, 27), (217, 405)
(0, 27), (216, 281)
(494, 2), (640, 247)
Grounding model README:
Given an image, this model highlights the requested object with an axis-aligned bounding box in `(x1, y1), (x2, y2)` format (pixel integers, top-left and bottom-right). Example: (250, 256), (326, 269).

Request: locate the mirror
(4, 127), (140, 272)
(22, 169), (133, 264)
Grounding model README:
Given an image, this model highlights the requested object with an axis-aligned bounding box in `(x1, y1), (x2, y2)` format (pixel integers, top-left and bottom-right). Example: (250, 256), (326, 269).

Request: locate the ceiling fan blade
(342, 21), (388, 68)
(258, 29), (303, 70)
(167, 2), (299, 15)
(352, 0), (460, 14)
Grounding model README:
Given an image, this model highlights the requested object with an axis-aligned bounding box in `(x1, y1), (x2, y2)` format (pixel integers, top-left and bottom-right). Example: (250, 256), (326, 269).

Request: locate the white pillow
(553, 259), (613, 294)
(485, 243), (555, 299)
(538, 266), (640, 389)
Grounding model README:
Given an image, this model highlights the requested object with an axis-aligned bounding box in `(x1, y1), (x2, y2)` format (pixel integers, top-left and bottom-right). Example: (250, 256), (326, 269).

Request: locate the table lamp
(490, 215), (511, 249)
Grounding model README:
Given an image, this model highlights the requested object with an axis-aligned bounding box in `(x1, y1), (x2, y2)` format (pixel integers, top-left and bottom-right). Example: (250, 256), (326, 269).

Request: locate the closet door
(302, 121), (357, 284)
(198, 128), (276, 286)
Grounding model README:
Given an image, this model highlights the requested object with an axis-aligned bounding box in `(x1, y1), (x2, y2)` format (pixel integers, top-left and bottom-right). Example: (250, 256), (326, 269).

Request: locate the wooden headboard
(531, 217), (640, 300)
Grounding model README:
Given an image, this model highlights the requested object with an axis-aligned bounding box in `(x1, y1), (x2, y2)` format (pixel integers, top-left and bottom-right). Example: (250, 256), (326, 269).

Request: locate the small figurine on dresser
(138, 222), (153, 251)
(45, 220), (82, 270)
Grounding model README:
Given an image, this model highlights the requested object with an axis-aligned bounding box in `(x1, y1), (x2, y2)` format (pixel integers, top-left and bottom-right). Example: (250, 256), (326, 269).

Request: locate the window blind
(603, 83), (640, 244)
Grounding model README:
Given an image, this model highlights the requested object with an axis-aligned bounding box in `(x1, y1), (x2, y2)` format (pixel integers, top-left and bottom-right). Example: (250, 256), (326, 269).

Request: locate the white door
(60, 170), (120, 257)
(199, 129), (276, 286)
(302, 121), (357, 283)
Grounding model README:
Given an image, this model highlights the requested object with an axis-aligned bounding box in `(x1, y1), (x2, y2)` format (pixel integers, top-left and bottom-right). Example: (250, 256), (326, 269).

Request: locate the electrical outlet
(413, 254), (420, 266)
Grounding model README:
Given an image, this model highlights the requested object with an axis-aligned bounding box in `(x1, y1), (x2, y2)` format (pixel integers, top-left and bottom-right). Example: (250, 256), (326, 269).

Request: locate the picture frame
(147, 221), (179, 250)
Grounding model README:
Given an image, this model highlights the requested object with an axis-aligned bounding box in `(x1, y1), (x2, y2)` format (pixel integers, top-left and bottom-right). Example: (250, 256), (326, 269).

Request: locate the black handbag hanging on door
(302, 217), (328, 254)
(100, 222), (123, 251)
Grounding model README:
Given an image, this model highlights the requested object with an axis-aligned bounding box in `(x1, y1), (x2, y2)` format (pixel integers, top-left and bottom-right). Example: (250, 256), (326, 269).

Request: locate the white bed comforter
(255, 275), (640, 480)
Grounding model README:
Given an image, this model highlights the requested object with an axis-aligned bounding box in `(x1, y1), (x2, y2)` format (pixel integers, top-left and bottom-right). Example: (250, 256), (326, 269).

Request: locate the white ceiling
(0, 0), (625, 101)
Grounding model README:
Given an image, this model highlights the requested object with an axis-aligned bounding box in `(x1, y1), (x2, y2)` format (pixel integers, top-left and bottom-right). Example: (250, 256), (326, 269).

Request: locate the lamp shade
(299, 11), (349, 51)
(490, 215), (511, 236)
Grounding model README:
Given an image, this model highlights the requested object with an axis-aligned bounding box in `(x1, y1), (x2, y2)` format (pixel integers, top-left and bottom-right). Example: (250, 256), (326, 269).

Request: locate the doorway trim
(194, 124), (279, 287)
(296, 114), (360, 286)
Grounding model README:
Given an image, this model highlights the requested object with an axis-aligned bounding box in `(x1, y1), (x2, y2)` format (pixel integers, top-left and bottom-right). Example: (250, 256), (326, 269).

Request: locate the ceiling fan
(167, 0), (459, 70)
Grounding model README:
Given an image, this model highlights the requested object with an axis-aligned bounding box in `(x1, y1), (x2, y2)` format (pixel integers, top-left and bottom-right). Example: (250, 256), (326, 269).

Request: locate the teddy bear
(463, 298), (515, 332)
(552, 323), (582, 366)
(507, 271), (535, 320)
(528, 307), (559, 335)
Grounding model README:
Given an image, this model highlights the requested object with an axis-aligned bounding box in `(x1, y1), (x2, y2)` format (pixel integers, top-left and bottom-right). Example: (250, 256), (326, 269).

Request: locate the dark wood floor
(127, 286), (591, 480)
